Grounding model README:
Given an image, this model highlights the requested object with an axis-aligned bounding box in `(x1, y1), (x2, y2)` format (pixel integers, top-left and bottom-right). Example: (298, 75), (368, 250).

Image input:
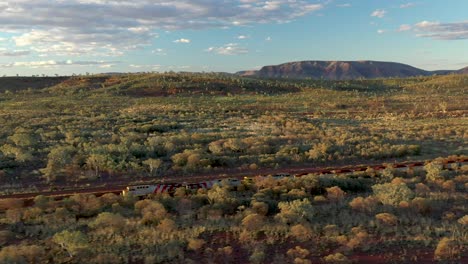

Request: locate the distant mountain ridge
(236, 60), (467, 80)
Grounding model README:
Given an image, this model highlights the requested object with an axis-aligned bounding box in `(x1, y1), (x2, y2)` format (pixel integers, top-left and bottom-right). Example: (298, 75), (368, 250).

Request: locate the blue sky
(0, 0), (466, 75)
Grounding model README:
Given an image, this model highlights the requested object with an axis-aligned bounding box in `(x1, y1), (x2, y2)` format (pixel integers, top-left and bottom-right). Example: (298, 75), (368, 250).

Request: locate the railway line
(0, 156), (466, 208)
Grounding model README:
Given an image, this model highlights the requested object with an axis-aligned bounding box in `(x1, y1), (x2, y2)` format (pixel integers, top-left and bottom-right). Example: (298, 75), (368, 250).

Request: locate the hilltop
(236, 60), (467, 80)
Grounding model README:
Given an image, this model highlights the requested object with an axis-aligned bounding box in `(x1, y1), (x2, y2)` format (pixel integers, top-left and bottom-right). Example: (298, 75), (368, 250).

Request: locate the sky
(0, 0), (467, 76)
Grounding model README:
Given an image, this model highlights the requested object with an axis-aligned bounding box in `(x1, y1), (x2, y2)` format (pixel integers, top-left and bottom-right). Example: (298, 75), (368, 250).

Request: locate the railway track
(0, 156), (466, 207)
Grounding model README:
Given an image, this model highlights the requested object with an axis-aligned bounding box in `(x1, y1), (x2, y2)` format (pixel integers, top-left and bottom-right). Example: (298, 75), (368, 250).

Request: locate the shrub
(424, 162), (445, 182)
(326, 186), (346, 201)
(372, 183), (414, 206)
(375, 213), (398, 226)
(276, 199), (314, 224)
(249, 247), (265, 264)
(290, 224), (313, 242)
(441, 180), (455, 192)
(457, 215), (468, 225)
(434, 237), (460, 260)
(251, 201), (269, 216)
(135, 199), (168, 224)
(0, 245), (45, 264)
(89, 212), (125, 229)
(323, 253), (351, 263)
(349, 196), (378, 212)
(187, 238), (205, 251)
(415, 183), (430, 196)
(411, 197), (431, 214)
(242, 213), (264, 232)
(323, 224), (340, 237)
(287, 246), (310, 259)
(53, 230), (88, 257)
(157, 218), (177, 233)
(380, 167), (395, 182)
(346, 228), (369, 250)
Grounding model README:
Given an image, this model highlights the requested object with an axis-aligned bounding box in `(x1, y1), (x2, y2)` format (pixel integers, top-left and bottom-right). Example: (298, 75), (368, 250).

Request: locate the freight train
(121, 174), (294, 196)
(122, 177), (245, 196)
(122, 156), (468, 197)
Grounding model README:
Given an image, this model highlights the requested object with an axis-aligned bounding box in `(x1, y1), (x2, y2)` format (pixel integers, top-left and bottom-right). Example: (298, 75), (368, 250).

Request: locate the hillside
(237, 60), (466, 80)
(0, 73), (300, 96)
(457, 66), (468, 74)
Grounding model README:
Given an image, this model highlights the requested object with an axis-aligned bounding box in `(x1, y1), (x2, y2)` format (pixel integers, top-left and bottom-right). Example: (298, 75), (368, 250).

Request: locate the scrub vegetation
(0, 164), (467, 263)
(0, 72), (466, 262)
(0, 73), (466, 191)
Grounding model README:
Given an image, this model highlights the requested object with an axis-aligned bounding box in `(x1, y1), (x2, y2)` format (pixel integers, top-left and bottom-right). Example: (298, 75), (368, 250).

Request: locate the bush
(287, 246), (310, 259)
(0, 245), (45, 264)
(457, 215), (468, 225)
(290, 224), (313, 242)
(434, 237), (460, 260)
(187, 238), (205, 251)
(326, 186), (346, 201)
(89, 212), (125, 229)
(375, 213), (398, 226)
(242, 213), (264, 232)
(424, 162), (445, 182)
(372, 183), (414, 206)
(323, 253), (351, 263)
(276, 199), (314, 224)
(349, 196), (378, 212)
(415, 183), (430, 196)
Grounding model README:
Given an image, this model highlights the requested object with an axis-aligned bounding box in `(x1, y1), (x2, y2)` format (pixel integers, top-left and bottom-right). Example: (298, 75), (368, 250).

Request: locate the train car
(122, 183), (182, 196)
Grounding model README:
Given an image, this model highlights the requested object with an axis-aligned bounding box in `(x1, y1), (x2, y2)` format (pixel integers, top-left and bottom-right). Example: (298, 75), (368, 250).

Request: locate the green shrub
(372, 182), (414, 206)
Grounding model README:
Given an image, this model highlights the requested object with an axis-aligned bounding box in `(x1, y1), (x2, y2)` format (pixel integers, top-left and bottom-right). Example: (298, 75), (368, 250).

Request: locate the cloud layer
(0, 60), (117, 68)
(0, 0), (323, 57)
(414, 21), (468, 40)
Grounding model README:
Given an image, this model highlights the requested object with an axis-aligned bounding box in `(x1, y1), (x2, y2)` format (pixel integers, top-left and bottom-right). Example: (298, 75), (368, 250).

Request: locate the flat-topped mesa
(236, 60), (466, 80)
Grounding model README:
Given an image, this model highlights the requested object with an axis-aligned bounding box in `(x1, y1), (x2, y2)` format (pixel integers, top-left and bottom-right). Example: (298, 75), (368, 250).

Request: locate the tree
(143, 158), (163, 177)
(86, 153), (110, 177)
(40, 145), (76, 182)
(53, 230), (88, 257)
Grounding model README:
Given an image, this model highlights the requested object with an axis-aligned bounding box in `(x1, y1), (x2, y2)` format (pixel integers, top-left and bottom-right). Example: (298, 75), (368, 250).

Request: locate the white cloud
(265, 36), (272, 41)
(413, 21), (468, 40)
(129, 64), (161, 70)
(371, 9), (386, 18)
(0, 60), (116, 68)
(0, 49), (30, 56)
(337, 3), (351, 8)
(0, 0), (324, 57)
(400, 3), (415, 8)
(99, 64), (114, 68)
(377, 29), (385, 34)
(237, 35), (248, 39)
(397, 24), (412, 32)
(205, 43), (248, 55)
(173, 38), (191, 43)
(415, 21), (440, 29)
(152, 48), (166, 55)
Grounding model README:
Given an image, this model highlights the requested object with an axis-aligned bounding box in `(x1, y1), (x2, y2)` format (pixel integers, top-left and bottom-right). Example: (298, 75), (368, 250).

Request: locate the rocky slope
(237, 60), (466, 80)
